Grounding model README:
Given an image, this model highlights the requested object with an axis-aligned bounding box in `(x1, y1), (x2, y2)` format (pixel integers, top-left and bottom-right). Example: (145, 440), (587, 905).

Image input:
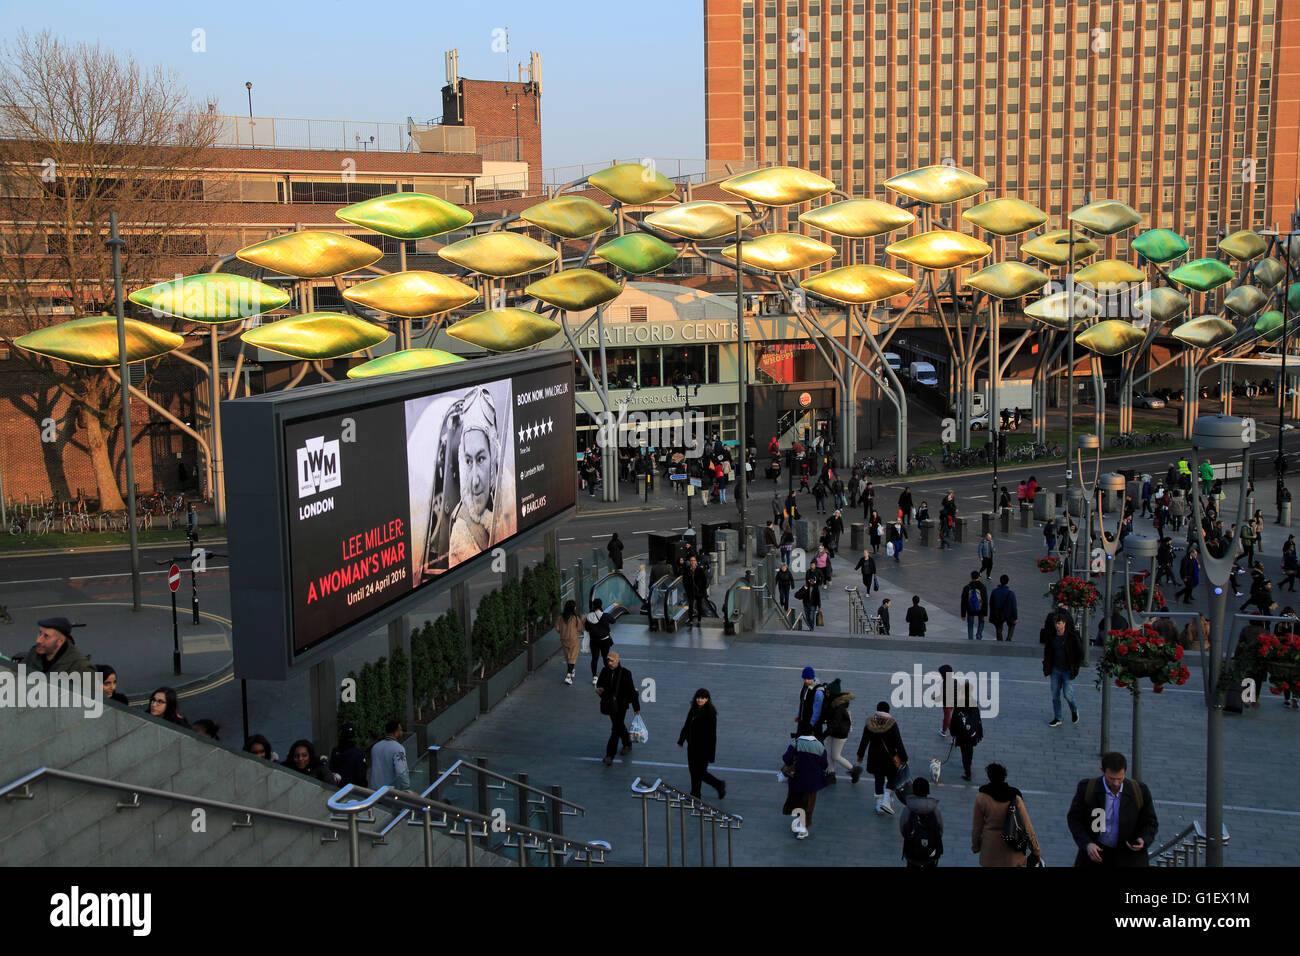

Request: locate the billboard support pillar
(506, 550), (520, 586)
(309, 656), (337, 760)
(451, 583), (472, 686)
(545, 529), (558, 567)
(388, 615), (413, 731)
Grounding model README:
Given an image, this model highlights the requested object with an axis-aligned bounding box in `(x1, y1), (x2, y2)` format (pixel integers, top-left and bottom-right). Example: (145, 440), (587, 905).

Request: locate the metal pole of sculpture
(735, 215), (750, 564)
(106, 212), (142, 612)
(1095, 472), (1127, 757)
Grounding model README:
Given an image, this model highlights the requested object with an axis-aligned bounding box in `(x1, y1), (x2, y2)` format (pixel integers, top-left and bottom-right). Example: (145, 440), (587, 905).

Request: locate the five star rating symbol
(517, 418), (554, 444)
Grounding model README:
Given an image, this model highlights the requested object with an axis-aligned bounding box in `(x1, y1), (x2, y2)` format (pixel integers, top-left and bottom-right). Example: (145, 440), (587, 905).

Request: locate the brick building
(704, 0), (1300, 261)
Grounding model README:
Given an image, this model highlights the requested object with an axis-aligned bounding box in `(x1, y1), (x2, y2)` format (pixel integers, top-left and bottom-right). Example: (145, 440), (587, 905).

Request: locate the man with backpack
(795, 667), (829, 741)
(899, 777), (944, 867)
(960, 571), (989, 640)
(1066, 752), (1158, 867)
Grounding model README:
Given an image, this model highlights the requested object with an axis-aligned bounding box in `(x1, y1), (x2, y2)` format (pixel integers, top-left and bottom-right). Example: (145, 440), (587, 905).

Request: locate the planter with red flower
(1255, 632), (1300, 694)
(1097, 624), (1191, 693)
(1114, 574), (1168, 613)
(1037, 556), (1061, 574)
(1049, 575), (1100, 611)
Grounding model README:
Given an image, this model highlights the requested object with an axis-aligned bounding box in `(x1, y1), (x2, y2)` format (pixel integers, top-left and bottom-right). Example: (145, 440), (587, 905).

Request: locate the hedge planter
(478, 650), (529, 713)
(425, 688), (480, 746)
(528, 631), (562, 672)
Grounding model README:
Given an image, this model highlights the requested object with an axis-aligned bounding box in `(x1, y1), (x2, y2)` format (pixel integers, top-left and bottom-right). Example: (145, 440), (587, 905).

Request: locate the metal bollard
(981, 513), (994, 536)
(1020, 503), (1031, 528)
(1000, 509), (1014, 534)
(1283, 500), (1293, 527)
(919, 522), (932, 547)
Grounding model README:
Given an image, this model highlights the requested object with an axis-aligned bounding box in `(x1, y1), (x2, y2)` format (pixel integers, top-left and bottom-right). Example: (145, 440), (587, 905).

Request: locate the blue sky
(0, 0), (706, 169)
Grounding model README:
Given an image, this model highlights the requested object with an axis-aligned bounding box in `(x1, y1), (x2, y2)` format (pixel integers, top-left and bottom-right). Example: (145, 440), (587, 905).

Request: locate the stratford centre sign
(574, 319), (753, 347)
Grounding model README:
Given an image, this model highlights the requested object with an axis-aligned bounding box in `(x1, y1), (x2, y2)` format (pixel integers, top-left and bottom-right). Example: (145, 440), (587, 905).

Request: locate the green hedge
(336, 554), (560, 740)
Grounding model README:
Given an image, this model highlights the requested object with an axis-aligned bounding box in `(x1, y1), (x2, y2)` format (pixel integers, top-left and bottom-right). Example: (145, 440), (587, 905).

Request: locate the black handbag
(1002, 796), (1032, 852)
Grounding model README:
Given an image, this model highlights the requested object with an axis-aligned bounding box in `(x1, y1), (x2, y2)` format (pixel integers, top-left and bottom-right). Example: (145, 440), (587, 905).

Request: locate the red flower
(1152, 684), (1164, 694)
(1153, 638), (1164, 645)
(1116, 680), (1129, 688)
(1271, 686), (1283, 695)
(1117, 645), (1129, 656)
(1174, 646), (1184, 660)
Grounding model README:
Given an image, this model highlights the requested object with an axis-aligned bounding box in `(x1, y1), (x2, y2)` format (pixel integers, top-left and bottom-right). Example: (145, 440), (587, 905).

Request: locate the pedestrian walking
(1066, 752), (1158, 867)
(869, 510), (883, 554)
(794, 666), (829, 740)
(796, 573), (822, 631)
(813, 478), (827, 514)
(329, 723), (367, 788)
(586, 598), (614, 684)
(854, 549), (877, 594)
(1175, 546), (1200, 604)
(829, 509), (844, 553)
(949, 682), (983, 781)
(1042, 611), (1083, 726)
(877, 598), (891, 635)
(685, 555), (711, 624)
(780, 527), (795, 567)
(862, 481), (875, 521)
(776, 562), (795, 611)
(606, 532), (624, 571)
(905, 595), (927, 637)
(988, 574), (1018, 642)
(556, 600), (583, 685)
(1044, 520), (1057, 556)
(972, 763), (1042, 867)
(814, 544), (831, 585)
(677, 688), (725, 799)
(960, 571), (989, 640)
(856, 701), (908, 816)
(938, 663), (954, 737)
(899, 778), (944, 868)
(772, 492), (785, 530)
(1155, 536), (1176, 586)
(1279, 534), (1298, 592)
(898, 487), (914, 528)
(369, 721), (410, 790)
(978, 532), (996, 580)
(1199, 459), (1214, 497)
(887, 518), (907, 563)
(781, 732), (828, 839)
(595, 650), (641, 766)
(822, 678), (863, 784)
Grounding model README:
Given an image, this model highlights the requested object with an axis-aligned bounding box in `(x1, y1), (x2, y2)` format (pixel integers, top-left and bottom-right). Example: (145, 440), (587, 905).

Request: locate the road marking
(591, 533), (612, 538)
(2, 565), (230, 586)
(559, 537), (575, 542)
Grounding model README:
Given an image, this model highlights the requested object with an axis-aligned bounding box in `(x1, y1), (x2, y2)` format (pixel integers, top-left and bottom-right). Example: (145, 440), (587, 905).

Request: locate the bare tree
(0, 30), (220, 511)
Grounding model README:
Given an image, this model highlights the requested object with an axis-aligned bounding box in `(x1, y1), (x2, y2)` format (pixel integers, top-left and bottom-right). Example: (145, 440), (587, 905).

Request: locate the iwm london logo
(297, 436), (341, 499)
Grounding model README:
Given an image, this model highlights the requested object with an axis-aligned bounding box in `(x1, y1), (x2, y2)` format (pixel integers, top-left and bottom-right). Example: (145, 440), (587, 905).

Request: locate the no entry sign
(168, 564), (181, 593)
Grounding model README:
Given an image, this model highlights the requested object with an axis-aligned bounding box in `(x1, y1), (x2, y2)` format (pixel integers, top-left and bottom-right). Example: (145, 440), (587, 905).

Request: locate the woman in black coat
(855, 701), (908, 815)
(606, 533), (624, 571)
(868, 510), (883, 554)
(677, 688), (726, 799)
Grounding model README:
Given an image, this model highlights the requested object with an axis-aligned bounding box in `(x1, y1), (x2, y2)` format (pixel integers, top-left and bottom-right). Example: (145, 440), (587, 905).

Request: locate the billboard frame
(223, 350), (576, 681)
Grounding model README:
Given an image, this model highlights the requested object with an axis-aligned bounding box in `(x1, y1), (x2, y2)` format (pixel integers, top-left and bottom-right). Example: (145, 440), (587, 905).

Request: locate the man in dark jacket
(795, 667), (828, 740)
(877, 598), (891, 635)
(24, 617), (95, 678)
(596, 650), (641, 765)
(905, 595), (927, 636)
(988, 574), (1018, 642)
(1042, 612), (1083, 727)
(1066, 752), (1158, 867)
(586, 599), (614, 684)
(683, 555), (710, 624)
(959, 571), (989, 640)
(329, 723), (368, 787)
(776, 562), (795, 611)
(898, 487), (914, 528)
(606, 533), (624, 571)
(862, 480), (875, 521)
(828, 509), (845, 553)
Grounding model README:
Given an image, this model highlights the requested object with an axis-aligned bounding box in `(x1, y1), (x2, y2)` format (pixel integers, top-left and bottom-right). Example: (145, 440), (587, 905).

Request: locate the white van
(882, 352), (902, 375)
(908, 361), (939, 388)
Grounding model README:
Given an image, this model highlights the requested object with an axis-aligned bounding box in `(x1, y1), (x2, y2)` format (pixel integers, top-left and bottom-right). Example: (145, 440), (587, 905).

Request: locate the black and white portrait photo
(405, 379), (516, 585)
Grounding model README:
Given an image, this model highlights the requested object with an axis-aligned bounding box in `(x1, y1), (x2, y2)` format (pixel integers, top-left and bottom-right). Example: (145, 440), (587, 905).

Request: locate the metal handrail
(327, 783), (610, 868)
(1150, 819), (1229, 866)
(1, 765), (375, 846)
(415, 747), (587, 815)
(629, 776), (742, 867)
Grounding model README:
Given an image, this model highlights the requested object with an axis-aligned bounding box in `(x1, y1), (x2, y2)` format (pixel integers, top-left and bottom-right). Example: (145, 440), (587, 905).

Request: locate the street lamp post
(1188, 414), (1253, 867)
(106, 212), (142, 612)
(1277, 231), (1295, 522)
(245, 82), (254, 148)
(735, 216), (750, 566)
(1095, 471), (1127, 756)
(1123, 531), (1161, 780)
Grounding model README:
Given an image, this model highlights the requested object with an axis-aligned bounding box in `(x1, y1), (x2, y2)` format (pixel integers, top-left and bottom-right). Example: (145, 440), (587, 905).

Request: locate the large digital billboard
(225, 352), (575, 679)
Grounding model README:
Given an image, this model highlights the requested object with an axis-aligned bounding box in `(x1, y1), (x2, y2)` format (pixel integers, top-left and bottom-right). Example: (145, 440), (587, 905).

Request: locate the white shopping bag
(886, 541), (895, 557)
(627, 712), (649, 744)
